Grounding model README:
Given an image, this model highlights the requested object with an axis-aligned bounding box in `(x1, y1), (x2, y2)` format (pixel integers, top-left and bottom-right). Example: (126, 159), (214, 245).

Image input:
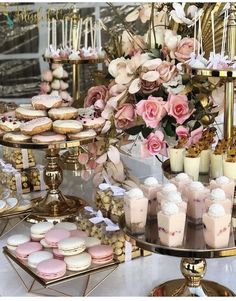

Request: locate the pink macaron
(36, 259), (66, 280)
(70, 230), (88, 238)
(45, 229), (70, 248)
(87, 245), (113, 265)
(53, 248), (64, 260)
(16, 242), (43, 260)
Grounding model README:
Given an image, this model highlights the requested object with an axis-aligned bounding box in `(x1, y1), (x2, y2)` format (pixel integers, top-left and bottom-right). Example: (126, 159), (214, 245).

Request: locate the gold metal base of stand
(150, 279), (234, 297)
(61, 149), (82, 172)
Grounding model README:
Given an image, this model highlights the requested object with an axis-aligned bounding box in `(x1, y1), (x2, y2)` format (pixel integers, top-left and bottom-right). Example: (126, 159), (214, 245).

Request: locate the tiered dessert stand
(0, 136), (94, 222)
(120, 215), (236, 296)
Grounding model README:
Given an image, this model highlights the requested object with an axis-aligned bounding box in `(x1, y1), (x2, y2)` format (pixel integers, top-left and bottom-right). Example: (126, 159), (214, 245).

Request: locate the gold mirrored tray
(3, 246), (119, 296)
(119, 215), (236, 296)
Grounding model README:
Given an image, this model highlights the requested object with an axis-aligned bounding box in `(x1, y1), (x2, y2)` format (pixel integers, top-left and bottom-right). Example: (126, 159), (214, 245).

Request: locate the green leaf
(164, 121), (176, 137)
(125, 125), (144, 135)
(142, 127), (153, 138)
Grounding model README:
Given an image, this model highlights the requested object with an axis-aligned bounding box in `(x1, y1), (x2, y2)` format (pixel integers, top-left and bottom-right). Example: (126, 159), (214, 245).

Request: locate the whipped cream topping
(162, 202), (179, 215)
(126, 188), (144, 199)
(210, 188), (226, 201)
(144, 177), (159, 186)
(208, 203), (226, 218)
(216, 176), (230, 185)
(162, 183), (177, 193)
(165, 191), (182, 204)
(175, 173), (190, 182)
(190, 181), (204, 190)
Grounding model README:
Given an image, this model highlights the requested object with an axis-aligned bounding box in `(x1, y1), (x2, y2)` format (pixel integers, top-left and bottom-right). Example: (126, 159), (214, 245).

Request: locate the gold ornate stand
(120, 215), (236, 296)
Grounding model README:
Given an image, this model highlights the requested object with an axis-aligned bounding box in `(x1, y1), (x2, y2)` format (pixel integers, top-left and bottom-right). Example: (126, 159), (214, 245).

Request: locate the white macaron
(84, 237), (101, 248)
(64, 252), (92, 271)
(28, 250), (53, 269)
(54, 222), (77, 231)
(40, 238), (52, 248)
(58, 237), (86, 256)
(31, 222), (54, 241)
(7, 234), (31, 251)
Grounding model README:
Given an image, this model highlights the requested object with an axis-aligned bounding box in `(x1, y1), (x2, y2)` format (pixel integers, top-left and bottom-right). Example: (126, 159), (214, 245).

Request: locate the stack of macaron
(1, 94), (105, 144)
(6, 221), (114, 280)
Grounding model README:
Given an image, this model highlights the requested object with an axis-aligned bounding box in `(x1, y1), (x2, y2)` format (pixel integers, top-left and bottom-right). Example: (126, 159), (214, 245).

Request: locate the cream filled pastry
(32, 131), (66, 143)
(53, 120), (83, 134)
(31, 94), (63, 110)
(20, 117), (52, 136)
(15, 107), (47, 120)
(203, 204), (231, 248)
(48, 107), (78, 120)
(158, 202), (186, 247)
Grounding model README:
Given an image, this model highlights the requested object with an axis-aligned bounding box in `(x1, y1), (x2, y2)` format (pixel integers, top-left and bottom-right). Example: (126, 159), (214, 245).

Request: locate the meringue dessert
(186, 181), (209, 224)
(210, 176), (235, 199)
(160, 191), (187, 212)
(156, 183), (177, 211)
(203, 204), (231, 248)
(124, 188), (148, 234)
(170, 173), (192, 196)
(140, 177), (160, 218)
(169, 147), (185, 173)
(157, 202), (186, 247)
(205, 188), (232, 215)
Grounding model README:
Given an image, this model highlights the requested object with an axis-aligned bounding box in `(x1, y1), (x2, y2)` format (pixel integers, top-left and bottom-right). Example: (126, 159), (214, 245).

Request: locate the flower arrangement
(80, 3), (224, 185)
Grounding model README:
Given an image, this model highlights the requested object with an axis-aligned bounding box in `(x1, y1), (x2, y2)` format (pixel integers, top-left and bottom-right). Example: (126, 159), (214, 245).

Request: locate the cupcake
(203, 204), (231, 248)
(210, 176), (235, 199)
(124, 188), (148, 234)
(205, 188), (232, 215)
(158, 202), (186, 247)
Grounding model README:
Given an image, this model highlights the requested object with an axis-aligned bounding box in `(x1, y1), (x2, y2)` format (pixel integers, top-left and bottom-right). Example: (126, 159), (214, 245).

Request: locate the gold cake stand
(0, 137), (94, 220)
(120, 215), (236, 297)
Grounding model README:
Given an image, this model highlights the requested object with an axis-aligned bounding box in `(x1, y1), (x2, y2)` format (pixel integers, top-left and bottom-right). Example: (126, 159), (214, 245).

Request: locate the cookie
(32, 131), (66, 143)
(15, 107), (47, 120)
(68, 129), (96, 140)
(20, 117), (52, 136)
(31, 94), (63, 110)
(0, 115), (22, 132)
(48, 107), (78, 120)
(53, 120), (83, 134)
(79, 117), (106, 130)
(3, 132), (31, 142)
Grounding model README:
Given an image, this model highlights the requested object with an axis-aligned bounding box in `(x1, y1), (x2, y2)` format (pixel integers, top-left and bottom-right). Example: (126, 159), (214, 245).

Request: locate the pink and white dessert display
(210, 176), (235, 200)
(170, 173), (192, 196)
(157, 202), (186, 247)
(32, 94), (63, 110)
(140, 177), (161, 217)
(203, 204), (231, 248)
(169, 147), (185, 173)
(205, 188), (232, 215)
(185, 181), (209, 223)
(157, 183), (178, 211)
(124, 188), (148, 234)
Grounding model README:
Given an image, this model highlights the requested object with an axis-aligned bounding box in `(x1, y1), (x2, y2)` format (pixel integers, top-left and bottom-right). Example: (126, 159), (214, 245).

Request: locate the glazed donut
(31, 95), (63, 110)
(20, 117), (52, 136)
(3, 132), (31, 142)
(68, 129), (96, 140)
(78, 117), (106, 130)
(0, 115), (22, 132)
(16, 107), (47, 121)
(32, 131), (66, 144)
(48, 107), (78, 120)
(53, 120), (83, 134)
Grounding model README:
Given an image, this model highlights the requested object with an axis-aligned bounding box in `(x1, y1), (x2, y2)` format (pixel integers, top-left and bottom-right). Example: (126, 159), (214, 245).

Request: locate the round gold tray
(191, 67), (236, 78)
(43, 56), (104, 65)
(162, 159), (210, 185)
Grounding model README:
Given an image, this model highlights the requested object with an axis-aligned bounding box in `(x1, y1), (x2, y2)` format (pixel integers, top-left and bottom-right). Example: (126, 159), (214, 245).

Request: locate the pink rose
(84, 85), (108, 107)
(115, 103), (136, 129)
(165, 94), (194, 124)
(136, 96), (166, 128)
(141, 130), (167, 158)
(174, 38), (197, 62)
(190, 126), (203, 144)
(39, 82), (51, 94)
(176, 126), (189, 138)
(157, 61), (177, 83)
(41, 70), (53, 82)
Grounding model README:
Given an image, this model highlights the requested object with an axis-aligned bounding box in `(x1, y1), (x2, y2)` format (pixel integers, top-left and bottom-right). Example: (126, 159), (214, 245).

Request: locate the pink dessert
(205, 188), (232, 215)
(45, 229), (70, 248)
(87, 245), (113, 264)
(140, 177), (161, 217)
(185, 181), (209, 223)
(53, 248), (64, 260)
(209, 176), (235, 199)
(156, 183), (178, 212)
(70, 230), (88, 238)
(203, 204), (231, 248)
(16, 242), (42, 260)
(160, 191), (187, 212)
(36, 259), (66, 280)
(32, 131), (66, 143)
(170, 173), (192, 197)
(157, 202), (186, 247)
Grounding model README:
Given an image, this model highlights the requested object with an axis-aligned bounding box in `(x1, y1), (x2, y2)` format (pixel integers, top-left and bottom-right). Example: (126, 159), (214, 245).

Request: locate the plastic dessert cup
(184, 156), (200, 181)
(199, 149), (211, 174)
(210, 176), (235, 199)
(223, 160), (236, 180)
(169, 147), (185, 173)
(210, 152), (223, 178)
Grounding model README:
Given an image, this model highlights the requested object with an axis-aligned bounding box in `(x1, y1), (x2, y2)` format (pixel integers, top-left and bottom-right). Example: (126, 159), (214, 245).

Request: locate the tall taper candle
(69, 18), (72, 48)
(48, 19), (50, 48)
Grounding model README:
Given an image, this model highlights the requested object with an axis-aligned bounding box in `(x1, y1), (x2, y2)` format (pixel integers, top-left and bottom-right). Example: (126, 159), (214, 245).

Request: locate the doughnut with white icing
(20, 117), (52, 136)
(32, 131), (66, 143)
(79, 117), (106, 130)
(0, 115), (21, 132)
(48, 107), (78, 120)
(16, 107), (47, 120)
(68, 129), (96, 140)
(53, 120), (83, 134)
(31, 95), (63, 110)
(3, 132), (31, 142)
